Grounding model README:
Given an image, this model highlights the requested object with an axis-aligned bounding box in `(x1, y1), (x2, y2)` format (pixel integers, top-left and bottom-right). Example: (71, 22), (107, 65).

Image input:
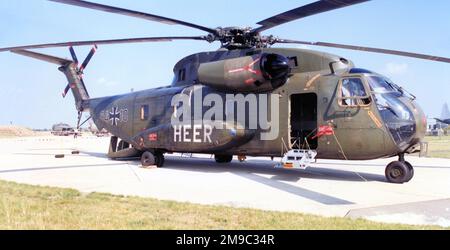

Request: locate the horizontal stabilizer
(11, 50), (72, 66)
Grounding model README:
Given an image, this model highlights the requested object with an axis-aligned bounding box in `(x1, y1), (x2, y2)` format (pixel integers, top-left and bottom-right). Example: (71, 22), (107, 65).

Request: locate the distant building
(51, 123), (74, 136)
(441, 103), (450, 120)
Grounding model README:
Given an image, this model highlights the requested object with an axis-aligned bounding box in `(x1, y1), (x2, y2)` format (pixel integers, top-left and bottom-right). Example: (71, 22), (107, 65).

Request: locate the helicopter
(434, 118), (450, 125)
(1, 0), (450, 184)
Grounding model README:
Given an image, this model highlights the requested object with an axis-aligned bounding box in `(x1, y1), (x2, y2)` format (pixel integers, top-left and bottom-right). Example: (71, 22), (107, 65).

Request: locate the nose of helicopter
(375, 92), (427, 153)
(400, 98), (427, 151)
(411, 101), (427, 143)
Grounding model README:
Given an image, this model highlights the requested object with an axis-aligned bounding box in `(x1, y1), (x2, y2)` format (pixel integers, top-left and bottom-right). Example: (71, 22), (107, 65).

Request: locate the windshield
(365, 74), (418, 148)
(373, 93), (416, 147)
(368, 76), (400, 93)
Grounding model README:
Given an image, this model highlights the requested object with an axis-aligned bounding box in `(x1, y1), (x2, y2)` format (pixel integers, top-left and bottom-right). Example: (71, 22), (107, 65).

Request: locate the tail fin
(434, 118), (444, 123)
(11, 47), (96, 112)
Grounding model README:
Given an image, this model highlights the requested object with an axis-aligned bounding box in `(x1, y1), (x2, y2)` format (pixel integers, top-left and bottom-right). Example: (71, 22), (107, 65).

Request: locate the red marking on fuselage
(149, 133), (158, 141)
(245, 78), (256, 85)
(228, 58), (262, 76)
(311, 125), (334, 139)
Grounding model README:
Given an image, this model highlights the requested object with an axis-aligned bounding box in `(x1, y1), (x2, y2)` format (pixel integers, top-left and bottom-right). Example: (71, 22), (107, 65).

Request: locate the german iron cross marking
(109, 107), (121, 126)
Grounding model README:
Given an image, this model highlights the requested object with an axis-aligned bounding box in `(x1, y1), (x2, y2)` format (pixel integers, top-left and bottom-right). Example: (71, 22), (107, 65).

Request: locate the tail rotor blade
(62, 83), (71, 98)
(69, 46), (79, 65)
(80, 45), (97, 71)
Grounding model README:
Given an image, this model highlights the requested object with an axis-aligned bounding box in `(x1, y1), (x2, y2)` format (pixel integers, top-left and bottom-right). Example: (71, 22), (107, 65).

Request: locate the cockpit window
(177, 68), (186, 82)
(368, 76), (398, 93)
(339, 77), (371, 106)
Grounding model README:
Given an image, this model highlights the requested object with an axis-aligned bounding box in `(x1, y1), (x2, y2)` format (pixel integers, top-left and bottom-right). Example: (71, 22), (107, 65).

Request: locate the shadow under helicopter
(145, 156), (379, 205)
(79, 151), (395, 205)
(80, 150), (385, 182)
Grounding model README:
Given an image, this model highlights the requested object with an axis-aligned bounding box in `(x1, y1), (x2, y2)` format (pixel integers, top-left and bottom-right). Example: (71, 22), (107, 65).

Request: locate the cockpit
(340, 68), (425, 150)
(368, 75), (417, 148)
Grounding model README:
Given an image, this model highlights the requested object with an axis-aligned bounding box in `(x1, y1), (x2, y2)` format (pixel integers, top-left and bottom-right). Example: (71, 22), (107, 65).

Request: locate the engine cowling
(197, 53), (291, 92)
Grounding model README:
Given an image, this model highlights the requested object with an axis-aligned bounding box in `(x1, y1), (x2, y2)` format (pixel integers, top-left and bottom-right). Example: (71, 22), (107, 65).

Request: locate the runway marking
(234, 172), (354, 205)
(127, 162), (142, 182)
(0, 163), (125, 174)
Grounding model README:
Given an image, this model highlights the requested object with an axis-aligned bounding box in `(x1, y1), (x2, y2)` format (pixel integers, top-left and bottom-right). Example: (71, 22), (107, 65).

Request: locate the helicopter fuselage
(87, 48), (426, 160)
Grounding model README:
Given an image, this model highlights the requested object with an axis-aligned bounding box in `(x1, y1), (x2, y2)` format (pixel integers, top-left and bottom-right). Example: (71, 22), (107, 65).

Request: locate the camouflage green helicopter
(1, 0), (450, 184)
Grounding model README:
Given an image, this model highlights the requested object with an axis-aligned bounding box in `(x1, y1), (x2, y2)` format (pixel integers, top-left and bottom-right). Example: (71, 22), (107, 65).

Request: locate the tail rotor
(62, 45), (97, 98)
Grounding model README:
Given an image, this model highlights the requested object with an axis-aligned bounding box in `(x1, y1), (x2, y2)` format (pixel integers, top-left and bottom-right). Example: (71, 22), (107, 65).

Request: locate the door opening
(290, 93), (318, 149)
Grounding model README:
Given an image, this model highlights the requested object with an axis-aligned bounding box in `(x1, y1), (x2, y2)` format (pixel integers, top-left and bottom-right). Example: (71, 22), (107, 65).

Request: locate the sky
(0, 0), (449, 129)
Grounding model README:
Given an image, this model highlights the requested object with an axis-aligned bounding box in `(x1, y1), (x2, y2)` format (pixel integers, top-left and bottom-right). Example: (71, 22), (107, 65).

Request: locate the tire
(215, 154), (233, 163)
(141, 151), (156, 167)
(155, 152), (165, 168)
(385, 161), (409, 184)
(403, 161), (414, 183)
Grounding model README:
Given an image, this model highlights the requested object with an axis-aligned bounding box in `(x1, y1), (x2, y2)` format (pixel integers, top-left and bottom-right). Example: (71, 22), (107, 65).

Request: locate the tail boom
(11, 49), (91, 112)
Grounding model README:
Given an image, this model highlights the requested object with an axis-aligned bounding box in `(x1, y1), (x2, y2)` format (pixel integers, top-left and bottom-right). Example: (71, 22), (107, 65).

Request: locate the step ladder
(181, 153), (193, 158)
(276, 149), (317, 170)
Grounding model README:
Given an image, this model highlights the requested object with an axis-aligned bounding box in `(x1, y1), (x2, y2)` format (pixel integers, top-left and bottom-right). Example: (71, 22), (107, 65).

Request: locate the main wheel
(141, 151), (156, 167)
(403, 161), (414, 183)
(385, 161), (410, 184)
(155, 152), (165, 167)
(215, 154), (233, 163)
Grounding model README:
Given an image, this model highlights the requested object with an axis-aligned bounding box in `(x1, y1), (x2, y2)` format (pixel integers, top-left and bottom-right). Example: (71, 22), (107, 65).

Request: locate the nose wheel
(385, 154), (414, 184)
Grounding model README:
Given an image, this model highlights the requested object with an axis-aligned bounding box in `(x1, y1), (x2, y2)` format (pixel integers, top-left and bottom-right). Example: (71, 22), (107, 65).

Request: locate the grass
(0, 180), (444, 230)
(424, 136), (450, 158)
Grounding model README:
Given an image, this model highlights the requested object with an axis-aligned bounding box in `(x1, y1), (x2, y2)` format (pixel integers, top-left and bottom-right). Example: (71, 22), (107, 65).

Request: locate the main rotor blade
(253, 0), (370, 33)
(49, 0), (216, 34)
(11, 50), (72, 65)
(0, 36), (207, 52)
(275, 39), (450, 63)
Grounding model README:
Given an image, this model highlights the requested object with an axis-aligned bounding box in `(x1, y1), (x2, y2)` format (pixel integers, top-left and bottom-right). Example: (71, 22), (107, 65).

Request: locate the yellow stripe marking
(305, 74), (321, 89)
(368, 110), (382, 128)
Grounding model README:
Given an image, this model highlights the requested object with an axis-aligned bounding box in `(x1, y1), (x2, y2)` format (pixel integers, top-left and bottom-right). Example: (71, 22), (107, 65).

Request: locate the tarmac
(0, 135), (449, 227)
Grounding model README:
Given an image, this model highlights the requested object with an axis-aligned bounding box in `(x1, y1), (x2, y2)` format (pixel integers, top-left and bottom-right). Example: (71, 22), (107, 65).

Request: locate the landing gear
(215, 154), (233, 163)
(385, 154), (414, 184)
(141, 151), (156, 167)
(141, 150), (165, 167)
(155, 152), (165, 168)
(403, 161), (414, 182)
(237, 155), (246, 162)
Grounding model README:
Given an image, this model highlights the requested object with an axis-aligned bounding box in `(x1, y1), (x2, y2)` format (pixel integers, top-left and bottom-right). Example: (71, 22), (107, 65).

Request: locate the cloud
(383, 62), (409, 75)
(97, 77), (106, 84)
(97, 77), (118, 87)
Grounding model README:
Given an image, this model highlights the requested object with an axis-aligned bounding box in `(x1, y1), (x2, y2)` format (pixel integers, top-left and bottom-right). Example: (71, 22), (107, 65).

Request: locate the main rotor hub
(211, 27), (275, 50)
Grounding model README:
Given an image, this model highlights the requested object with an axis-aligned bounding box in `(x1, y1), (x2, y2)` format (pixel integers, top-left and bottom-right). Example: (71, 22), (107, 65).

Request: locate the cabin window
(339, 77), (371, 106)
(140, 105), (149, 120)
(288, 56), (298, 67)
(178, 68), (186, 82)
